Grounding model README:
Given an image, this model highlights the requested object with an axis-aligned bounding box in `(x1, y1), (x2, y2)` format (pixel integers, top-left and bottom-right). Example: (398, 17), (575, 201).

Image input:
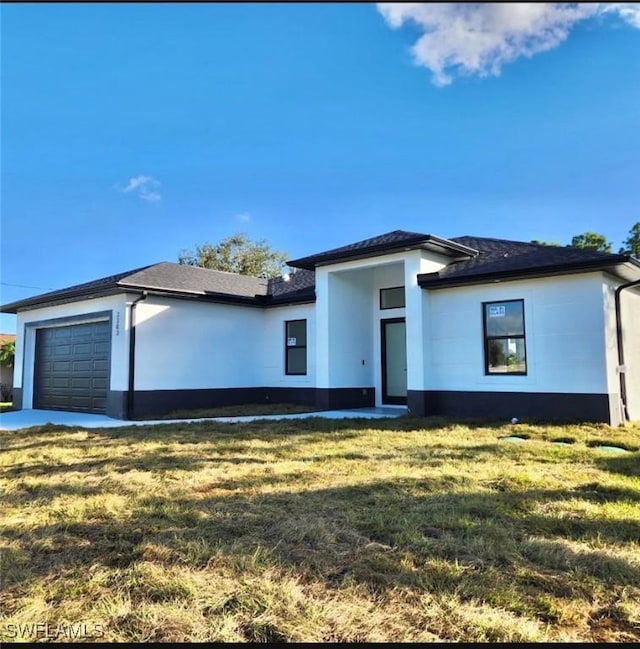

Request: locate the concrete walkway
(0, 406), (406, 432)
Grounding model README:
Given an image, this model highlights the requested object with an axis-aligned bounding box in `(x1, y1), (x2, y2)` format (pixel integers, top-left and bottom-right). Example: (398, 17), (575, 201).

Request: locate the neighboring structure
(0, 333), (16, 400)
(2, 230), (639, 425)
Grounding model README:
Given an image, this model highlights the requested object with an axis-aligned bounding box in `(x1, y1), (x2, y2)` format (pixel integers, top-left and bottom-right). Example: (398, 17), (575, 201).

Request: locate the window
(483, 300), (527, 375)
(285, 319), (307, 375)
(380, 286), (405, 310)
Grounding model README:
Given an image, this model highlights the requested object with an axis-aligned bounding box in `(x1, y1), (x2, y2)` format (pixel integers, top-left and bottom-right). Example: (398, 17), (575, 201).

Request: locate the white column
(403, 252), (427, 397)
(314, 268), (330, 389)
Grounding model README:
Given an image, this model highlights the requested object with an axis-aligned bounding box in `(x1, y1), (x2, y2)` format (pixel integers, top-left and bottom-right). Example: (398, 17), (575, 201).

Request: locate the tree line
(532, 222), (640, 256)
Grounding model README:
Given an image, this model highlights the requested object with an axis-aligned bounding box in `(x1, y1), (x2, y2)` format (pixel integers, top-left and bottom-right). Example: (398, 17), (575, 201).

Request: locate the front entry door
(381, 318), (407, 405)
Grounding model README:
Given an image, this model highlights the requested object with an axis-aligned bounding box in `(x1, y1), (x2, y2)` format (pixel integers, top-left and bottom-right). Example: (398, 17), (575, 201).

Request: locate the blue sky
(2, 3), (639, 333)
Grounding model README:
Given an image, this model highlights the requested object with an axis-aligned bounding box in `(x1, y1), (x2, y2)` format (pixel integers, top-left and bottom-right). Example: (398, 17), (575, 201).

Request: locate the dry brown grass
(1, 416), (639, 642)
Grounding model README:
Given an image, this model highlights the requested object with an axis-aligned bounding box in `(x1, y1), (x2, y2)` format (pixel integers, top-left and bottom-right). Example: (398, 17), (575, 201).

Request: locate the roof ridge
(453, 235), (624, 258)
(149, 261), (271, 283)
(454, 235), (541, 246)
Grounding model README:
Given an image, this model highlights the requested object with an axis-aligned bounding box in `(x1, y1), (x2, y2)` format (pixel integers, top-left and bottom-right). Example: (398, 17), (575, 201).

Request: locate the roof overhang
(418, 258), (640, 290)
(0, 288), (123, 314)
(288, 234), (478, 270)
(1, 283), (317, 314)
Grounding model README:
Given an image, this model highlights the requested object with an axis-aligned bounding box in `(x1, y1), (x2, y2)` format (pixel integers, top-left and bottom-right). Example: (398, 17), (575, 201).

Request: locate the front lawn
(1, 418), (639, 642)
(149, 402), (321, 420)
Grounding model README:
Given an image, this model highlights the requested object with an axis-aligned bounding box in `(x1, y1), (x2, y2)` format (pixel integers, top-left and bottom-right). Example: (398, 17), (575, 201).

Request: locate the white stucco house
(2, 230), (639, 426)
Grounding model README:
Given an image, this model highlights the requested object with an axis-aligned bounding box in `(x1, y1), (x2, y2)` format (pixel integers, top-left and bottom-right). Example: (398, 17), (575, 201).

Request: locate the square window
(380, 286), (405, 310)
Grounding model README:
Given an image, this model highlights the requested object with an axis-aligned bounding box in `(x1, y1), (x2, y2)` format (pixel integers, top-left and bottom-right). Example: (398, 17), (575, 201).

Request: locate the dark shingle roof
(0, 265), (157, 313)
(120, 263), (268, 298)
(0, 262), (312, 313)
(287, 230), (478, 270)
(266, 269), (316, 304)
(3, 233), (638, 314)
(418, 236), (639, 288)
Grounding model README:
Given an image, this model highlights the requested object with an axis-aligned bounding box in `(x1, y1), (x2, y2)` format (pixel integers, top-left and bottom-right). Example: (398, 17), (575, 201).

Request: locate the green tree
(0, 340), (15, 368)
(530, 239), (560, 247)
(178, 233), (288, 279)
(570, 232), (612, 253)
(619, 222), (640, 258)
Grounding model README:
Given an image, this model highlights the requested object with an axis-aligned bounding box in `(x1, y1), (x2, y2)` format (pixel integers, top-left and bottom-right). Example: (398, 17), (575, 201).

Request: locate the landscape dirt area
(1, 416), (639, 642)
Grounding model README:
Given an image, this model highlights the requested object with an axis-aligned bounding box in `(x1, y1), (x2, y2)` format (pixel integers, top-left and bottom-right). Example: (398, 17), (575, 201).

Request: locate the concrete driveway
(0, 406), (406, 431)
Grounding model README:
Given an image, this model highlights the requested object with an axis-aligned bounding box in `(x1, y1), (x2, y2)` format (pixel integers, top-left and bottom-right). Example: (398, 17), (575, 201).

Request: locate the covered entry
(33, 320), (111, 413)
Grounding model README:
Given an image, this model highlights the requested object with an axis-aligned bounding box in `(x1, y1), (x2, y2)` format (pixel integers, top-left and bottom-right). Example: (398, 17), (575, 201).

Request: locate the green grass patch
(1, 418), (639, 642)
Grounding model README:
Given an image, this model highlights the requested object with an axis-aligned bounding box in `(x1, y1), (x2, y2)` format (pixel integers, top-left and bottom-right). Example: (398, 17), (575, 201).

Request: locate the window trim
(379, 286), (405, 310)
(285, 319), (307, 376)
(482, 299), (527, 376)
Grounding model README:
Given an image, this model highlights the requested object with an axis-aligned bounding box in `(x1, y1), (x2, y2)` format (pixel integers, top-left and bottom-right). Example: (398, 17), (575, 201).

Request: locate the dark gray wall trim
(264, 387), (317, 406)
(132, 388), (265, 418)
(11, 387), (23, 411)
(107, 391), (128, 420)
(407, 390), (612, 424)
(315, 387), (375, 411)
(129, 386), (374, 419)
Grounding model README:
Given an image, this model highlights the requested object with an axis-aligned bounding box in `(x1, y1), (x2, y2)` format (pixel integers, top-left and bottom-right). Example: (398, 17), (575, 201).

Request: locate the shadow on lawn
(596, 453), (640, 478)
(3, 421), (639, 639)
(4, 476), (640, 622)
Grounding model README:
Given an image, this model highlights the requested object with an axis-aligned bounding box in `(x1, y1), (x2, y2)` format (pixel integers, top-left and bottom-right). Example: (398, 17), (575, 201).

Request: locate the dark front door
(381, 318), (407, 405)
(34, 321), (110, 413)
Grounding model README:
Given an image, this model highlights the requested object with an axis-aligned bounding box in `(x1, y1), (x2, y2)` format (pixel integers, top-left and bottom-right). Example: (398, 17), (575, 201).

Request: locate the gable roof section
(418, 237), (640, 288)
(119, 263), (268, 299)
(287, 230), (479, 270)
(0, 262), (313, 313)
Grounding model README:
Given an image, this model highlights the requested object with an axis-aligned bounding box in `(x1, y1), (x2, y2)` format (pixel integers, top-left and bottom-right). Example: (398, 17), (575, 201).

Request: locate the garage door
(34, 321), (111, 413)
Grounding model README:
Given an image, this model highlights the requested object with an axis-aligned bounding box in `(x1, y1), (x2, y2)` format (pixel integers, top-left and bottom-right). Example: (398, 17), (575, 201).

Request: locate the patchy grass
(1, 417), (639, 642)
(142, 402), (321, 420)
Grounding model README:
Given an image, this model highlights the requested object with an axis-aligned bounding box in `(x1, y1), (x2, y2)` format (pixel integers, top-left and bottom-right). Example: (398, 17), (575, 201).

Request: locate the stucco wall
(424, 272), (609, 394)
(133, 296), (264, 390)
(14, 294), (128, 409)
(325, 268), (374, 388)
(262, 303), (316, 387)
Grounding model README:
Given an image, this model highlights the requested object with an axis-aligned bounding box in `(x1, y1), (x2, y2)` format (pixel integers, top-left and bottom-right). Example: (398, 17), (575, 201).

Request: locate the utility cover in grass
(594, 445), (631, 454)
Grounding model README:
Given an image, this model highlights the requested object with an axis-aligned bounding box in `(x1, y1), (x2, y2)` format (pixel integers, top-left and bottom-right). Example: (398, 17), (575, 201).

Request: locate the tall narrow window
(285, 319), (307, 375)
(483, 300), (527, 375)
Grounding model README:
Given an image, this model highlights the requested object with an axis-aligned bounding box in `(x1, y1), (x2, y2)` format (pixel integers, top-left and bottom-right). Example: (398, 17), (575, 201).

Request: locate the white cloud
(235, 212), (251, 223)
(377, 3), (640, 86)
(121, 175), (162, 202)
